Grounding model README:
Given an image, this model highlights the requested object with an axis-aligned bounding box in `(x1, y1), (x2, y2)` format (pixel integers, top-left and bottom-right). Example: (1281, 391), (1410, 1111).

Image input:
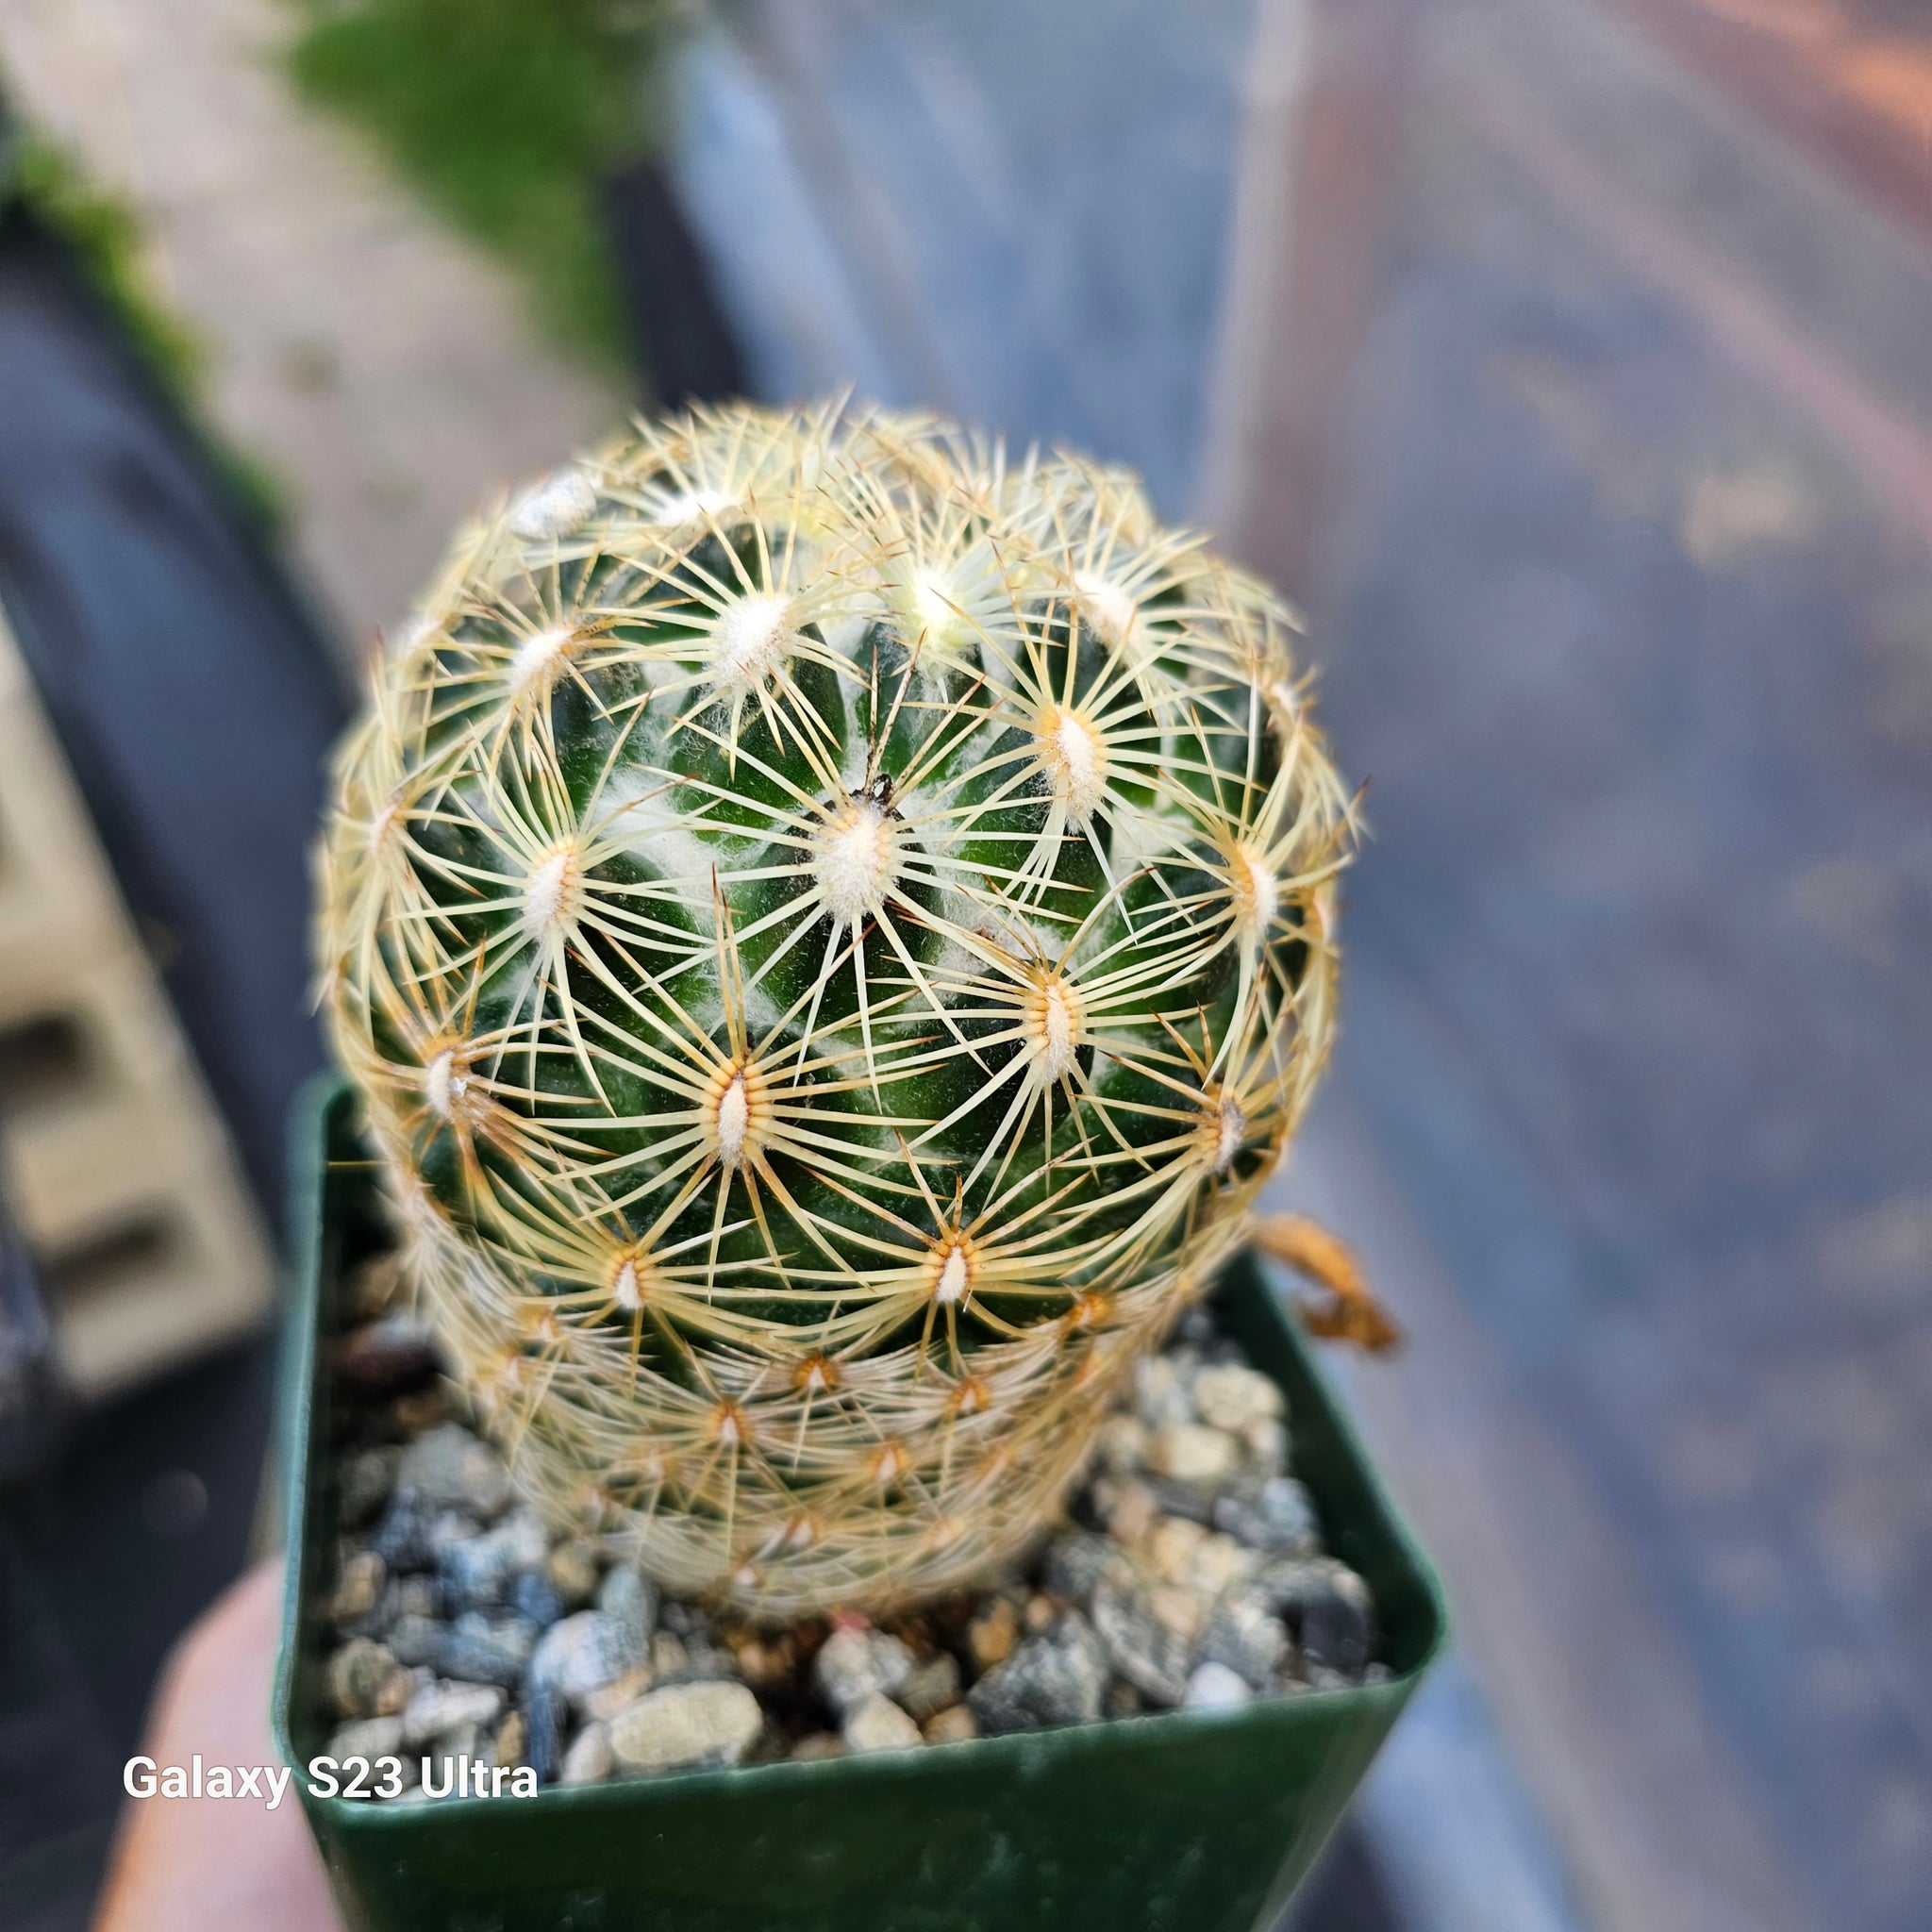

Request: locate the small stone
(1182, 1532), (1254, 1601)
(397, 1424), (511, 1520)
(727, 1630), (798, 1689)
(1213, 1476), (1319, 1557)
(896, 1652), (960, 1723)
(403, 1679), (506, 1748)
(546, 1538), (602, 1610)
(1183, 1660), (1253, 1710)
(1195, 1591), (1290, 1690)
(492, 1709), (527, 1769)
(608, 1680), (762, 1773)
(370, 1491), (438, 1572)
(1145, 1475), (1219, 1526)
(1091, 1561), (1191, 1707)
(596, 1565), (658, 1658)
(558, 1720), (612, 1785)
(1146, 1423), (1241, 1488)
(530, 1609), (647, 1706)
(1290, 1564), (1374, 1675)
(841, 1691), (923, 1754)
(1148, 1585), (1206, 1643)
(1023, 1593), (1057, 1633)
(1175, 1306), (1218, 1348)
(1041, 1530), (1115, 1607)
(649, 1631), (689, 1681)
(1105, 1678), (1145, 1719)
(658, 1599), (711, 1638)
(526, 1686), (561, 1781)
(1191, 1363), (1283, 1434)
(436, 1611), (539, 1688)
(328, 1550), (386, 1628)
(327, 1715), (404, 1761)
(966, 1598), (1019, 1672)
(327, 1639), (408, 1719)
(790, 1731), (845, 1761)
(338, 1447), (400, 1530)
(967, 1611), (1108, 1734)
(438, 1507), (549, 1611)
(580, 1662), (656, 1723)
(1134, 1356), (1194, 1430)
(1242, 1417), (1290, 1476)
(1148, 1515), (1208, 1586)
(813, 1626), (913, 1719)
(391, 1384), (454, 1434)
(922, 1705), (977, 1745)
(510, 1569), (562, 1627)
(333, 1316), (441, 1395)
(654, 1641), (740, 1688)
(1095, 1413), (1148, 1475)
(386, 1613), (445, 1669)
(433, 1720), (484, 1770)
(1105, 1479), (1159, 1547)
(343, 1251), (404, 1322)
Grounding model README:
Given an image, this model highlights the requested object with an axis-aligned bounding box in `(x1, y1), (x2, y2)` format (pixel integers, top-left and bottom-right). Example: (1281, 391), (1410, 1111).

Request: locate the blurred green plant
(285, 0), (672, 370)
(0, 131), (290, 533)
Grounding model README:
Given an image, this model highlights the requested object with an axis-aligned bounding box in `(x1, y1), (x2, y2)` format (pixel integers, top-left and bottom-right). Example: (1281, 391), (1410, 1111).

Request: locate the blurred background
(0, 1), (1927, 1927)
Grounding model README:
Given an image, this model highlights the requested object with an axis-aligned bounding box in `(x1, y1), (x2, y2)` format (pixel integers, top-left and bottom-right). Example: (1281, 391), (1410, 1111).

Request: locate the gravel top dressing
(313, 1250), (1384, 1799)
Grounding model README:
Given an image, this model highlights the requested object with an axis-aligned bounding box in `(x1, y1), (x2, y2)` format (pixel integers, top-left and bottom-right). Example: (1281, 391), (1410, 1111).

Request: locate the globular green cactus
(317, 399), (1352, 1618)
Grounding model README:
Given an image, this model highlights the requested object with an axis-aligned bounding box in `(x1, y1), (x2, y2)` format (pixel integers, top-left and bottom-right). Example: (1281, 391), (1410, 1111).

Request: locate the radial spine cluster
(317, 399), (1354, 1618)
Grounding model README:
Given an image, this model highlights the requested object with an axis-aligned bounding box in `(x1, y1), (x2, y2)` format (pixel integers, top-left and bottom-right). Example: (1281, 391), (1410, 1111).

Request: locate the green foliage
(285, 0), (671, 369)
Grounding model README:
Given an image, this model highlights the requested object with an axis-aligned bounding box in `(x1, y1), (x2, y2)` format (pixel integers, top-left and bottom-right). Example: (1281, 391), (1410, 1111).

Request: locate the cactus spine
(317, 400), (1352, 1618)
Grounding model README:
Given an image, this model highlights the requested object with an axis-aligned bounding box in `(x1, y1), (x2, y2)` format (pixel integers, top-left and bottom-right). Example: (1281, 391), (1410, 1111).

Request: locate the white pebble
(1191, 1364), (1284, 1434)
(1183, 1661), (1254, 1710)
(1146, 1423), (1240, 1486)
(841, 1691), (923, 1754)
(608, 1680), (761, 1773)
(558, 1720), (613, 1785)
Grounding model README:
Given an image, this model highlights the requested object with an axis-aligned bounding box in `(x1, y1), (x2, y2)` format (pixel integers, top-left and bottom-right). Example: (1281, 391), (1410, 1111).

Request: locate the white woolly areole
(424, 1048), (463, 1121)
(522, 845), (582, 939)
(652, 487), (733, 525)
(935, 1241), (971, 1306)
(509, 625), (574, 695)
(715, 1070), (752, 1167)
(1232, 846), (1279, 938)
(1027, 976), (1085, 1080)
(711, 592), (794, 691)
(1037, 706), (1109, 821)
(913, 569), (977, 651)
(510, 468), (598, 541)
(1212, 1093), (1247, 1174)
(611, 1255), (647, 1311)
(1074, 571), (1140, 646)
(813, 795), (901, 925)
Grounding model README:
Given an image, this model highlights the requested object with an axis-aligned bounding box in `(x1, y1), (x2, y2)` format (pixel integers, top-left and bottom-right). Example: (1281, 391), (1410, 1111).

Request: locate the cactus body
(318, 401), (1351, 1618)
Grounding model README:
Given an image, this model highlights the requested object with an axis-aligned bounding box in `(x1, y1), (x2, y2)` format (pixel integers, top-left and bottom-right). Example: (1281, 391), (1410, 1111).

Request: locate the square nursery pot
(275, 1078), (1446, 1932)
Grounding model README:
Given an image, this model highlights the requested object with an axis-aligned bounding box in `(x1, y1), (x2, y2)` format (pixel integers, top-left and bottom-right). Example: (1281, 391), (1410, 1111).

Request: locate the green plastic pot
(275, 1079), (1445, 1932)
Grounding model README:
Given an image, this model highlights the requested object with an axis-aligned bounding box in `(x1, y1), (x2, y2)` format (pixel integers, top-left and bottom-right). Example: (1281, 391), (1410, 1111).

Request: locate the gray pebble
(370, 1491), (439, 1573)
(595, 1565), (658, 1659)
(1183, 1660), (1253, 1709)
(327, 1715), (404, 1761)
(1194, 1591), (1290, 1690)
(337, 1447), (399, 1530)
(812, 1627), (913, 1719)
(387, 1612), (446, 1670)
(1256, 1559), (1373, 1675)
(1041, 1530), (1116, 1607)
(658, 1599), (710, 1639)
(529, 1610), (644, 1705)
(396, 1424), (512, 1520)
(403, 1679), (506, 1748)
(1090, 1562), (1191, 1707)
(1212, 1477), (1319, 1557)
(967, 1612), (1108, 1734)
(437, 1507), (548, 1612)
(436, 1611), (540, 1688)
(510, 1569), (562, 1627)
(608, 1680), (761, 1773)
(525, 1686), (561, 1782)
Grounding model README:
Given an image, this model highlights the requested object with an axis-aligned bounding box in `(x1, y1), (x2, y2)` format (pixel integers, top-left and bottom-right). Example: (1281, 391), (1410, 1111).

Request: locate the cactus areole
(317, 401), (1354, 1619)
